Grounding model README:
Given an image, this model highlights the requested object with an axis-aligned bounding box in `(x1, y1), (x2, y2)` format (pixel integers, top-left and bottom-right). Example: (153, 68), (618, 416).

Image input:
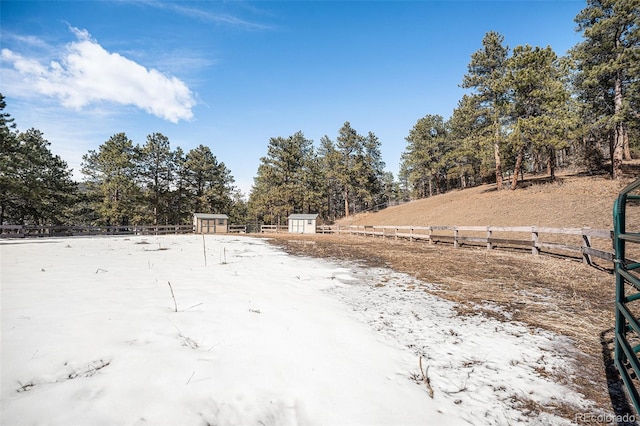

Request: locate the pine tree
(184, 144), (235, 215)
(380, 171), (400, 206)
(0, 94), (19, 225)
(13, 129), (77, 225)
(228, 189), (249, 225)
(400, 115), (450, 198)
(447, 94), (489, 188)
(506, 45), (573, 189)
(397, 162), (412, 202)
(81, 133), (140, 226)
(462, 31), (511, 190)
(0, 96), (77, 226)
(138, 132), (174, 225)
(168, 147), (191, 225)
(335, 122), (364, 217)
(249, 132), (316, 224)
(317, 135), (342, 221)
(302, 150), (325, 216)
(359, 131), (386, 210)
(571, 0), (640, 179)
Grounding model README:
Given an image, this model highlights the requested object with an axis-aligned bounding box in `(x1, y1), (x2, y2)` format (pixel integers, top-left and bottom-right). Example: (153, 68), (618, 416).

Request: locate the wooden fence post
(531, 227), (539, 255)
(581, 228), (592, 265)
(487, 227), (493, 250)
(454, 227), (459, 249)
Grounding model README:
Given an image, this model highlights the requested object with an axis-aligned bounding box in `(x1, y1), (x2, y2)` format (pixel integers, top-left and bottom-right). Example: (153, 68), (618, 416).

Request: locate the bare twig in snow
(186, 370), (195, 385)
(17, 381), (35, 392)
(443, 369), (473, 395)
(168, 319), (199, 349)
(167, 281), (178, 312)
(202, 235), (207, 266)
(181, 302), (203, 312)
(68, 359), (111, 380)
(419, 356), (434, 398)
(207, 343), (221, 351)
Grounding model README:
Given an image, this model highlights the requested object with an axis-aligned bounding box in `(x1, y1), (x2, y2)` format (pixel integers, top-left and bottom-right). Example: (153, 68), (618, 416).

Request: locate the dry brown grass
(254, 173), (640, 424)
(339, 172), (630, 230)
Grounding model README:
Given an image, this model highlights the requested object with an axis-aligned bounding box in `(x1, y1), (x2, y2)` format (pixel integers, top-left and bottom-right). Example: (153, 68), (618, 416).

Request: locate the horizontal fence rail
(260, 225), (288, 233)
(317, 224), (614, 266)
(0, 225), (194, 238)
(228, 225), (247, 233)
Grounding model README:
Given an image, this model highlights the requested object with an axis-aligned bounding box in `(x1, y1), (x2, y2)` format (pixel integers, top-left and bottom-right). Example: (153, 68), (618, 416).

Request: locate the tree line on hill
(0, 0), (637, 227)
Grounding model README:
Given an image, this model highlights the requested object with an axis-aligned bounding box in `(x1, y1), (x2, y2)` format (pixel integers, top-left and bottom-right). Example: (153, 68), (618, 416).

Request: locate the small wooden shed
(194, 213), (229, 234)
(288, 214), (319, 234)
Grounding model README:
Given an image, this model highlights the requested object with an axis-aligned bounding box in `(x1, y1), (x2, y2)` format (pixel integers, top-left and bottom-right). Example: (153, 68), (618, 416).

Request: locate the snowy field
(1, 234), (598, 425)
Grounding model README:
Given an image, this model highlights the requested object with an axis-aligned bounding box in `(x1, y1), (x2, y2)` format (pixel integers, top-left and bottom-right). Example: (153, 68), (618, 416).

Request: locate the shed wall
(288, 218), (316, 234)
(195, 218), (228, 234)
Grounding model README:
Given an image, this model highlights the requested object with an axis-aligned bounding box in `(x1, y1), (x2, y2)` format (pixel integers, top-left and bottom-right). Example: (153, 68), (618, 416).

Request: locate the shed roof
(288, 214), (319, 220)
(194, 213), (228, 219)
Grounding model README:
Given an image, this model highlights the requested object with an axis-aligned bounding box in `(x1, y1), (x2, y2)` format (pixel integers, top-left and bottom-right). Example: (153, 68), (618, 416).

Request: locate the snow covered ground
(1, 234), (597, 425)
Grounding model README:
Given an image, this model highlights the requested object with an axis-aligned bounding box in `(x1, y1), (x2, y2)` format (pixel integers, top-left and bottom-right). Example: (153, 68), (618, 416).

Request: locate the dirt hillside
(339, 173), (632, 230)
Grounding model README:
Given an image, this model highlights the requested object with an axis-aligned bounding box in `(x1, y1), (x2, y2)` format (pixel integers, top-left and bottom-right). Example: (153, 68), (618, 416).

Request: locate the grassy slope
(339, 173), (632, 230)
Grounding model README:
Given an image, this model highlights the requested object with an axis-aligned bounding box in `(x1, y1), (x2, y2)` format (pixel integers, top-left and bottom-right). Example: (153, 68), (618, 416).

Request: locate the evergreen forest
(1, 0), (638, 227)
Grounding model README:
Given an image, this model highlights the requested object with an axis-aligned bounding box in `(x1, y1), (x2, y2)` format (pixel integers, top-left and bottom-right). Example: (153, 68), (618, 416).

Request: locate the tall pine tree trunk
(494, 140), (503, 190)
(613, 123), (625, 180)
(533, 153), (541, 175)
(494, 118), (504, 190)
(511, 146), (525, 190)
(547, 146), (556, 180)
(344, 188), (349, 218)
(624, 124), (631, 160)
(613, 71), (625, 179)
(609, 130), (616, 178)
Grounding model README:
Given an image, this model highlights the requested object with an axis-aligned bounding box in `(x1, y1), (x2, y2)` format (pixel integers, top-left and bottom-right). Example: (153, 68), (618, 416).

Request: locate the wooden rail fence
(317, 224), (614, 266)
(1, 223), (616, 267)
(260, 225), (288, 233)
(1, 224), (265, 236)
(228, 225), (247, 233)
(0, 225), (194, 238)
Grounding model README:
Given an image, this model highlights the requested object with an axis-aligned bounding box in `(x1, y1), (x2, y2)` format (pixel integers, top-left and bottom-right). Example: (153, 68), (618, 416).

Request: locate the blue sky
(1, 0), (585, 196)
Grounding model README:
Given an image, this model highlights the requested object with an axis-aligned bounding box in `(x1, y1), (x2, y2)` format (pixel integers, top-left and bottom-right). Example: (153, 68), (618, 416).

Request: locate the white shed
(194, 213), (229, 234)
(288, 214), (319, 234)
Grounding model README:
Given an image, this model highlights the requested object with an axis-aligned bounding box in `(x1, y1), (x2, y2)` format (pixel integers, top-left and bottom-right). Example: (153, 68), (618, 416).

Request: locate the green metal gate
(613, 178), (640, 414)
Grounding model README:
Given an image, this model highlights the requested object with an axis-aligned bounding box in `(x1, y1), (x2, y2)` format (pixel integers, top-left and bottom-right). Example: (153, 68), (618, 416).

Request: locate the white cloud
(1, 28), (196, 123)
